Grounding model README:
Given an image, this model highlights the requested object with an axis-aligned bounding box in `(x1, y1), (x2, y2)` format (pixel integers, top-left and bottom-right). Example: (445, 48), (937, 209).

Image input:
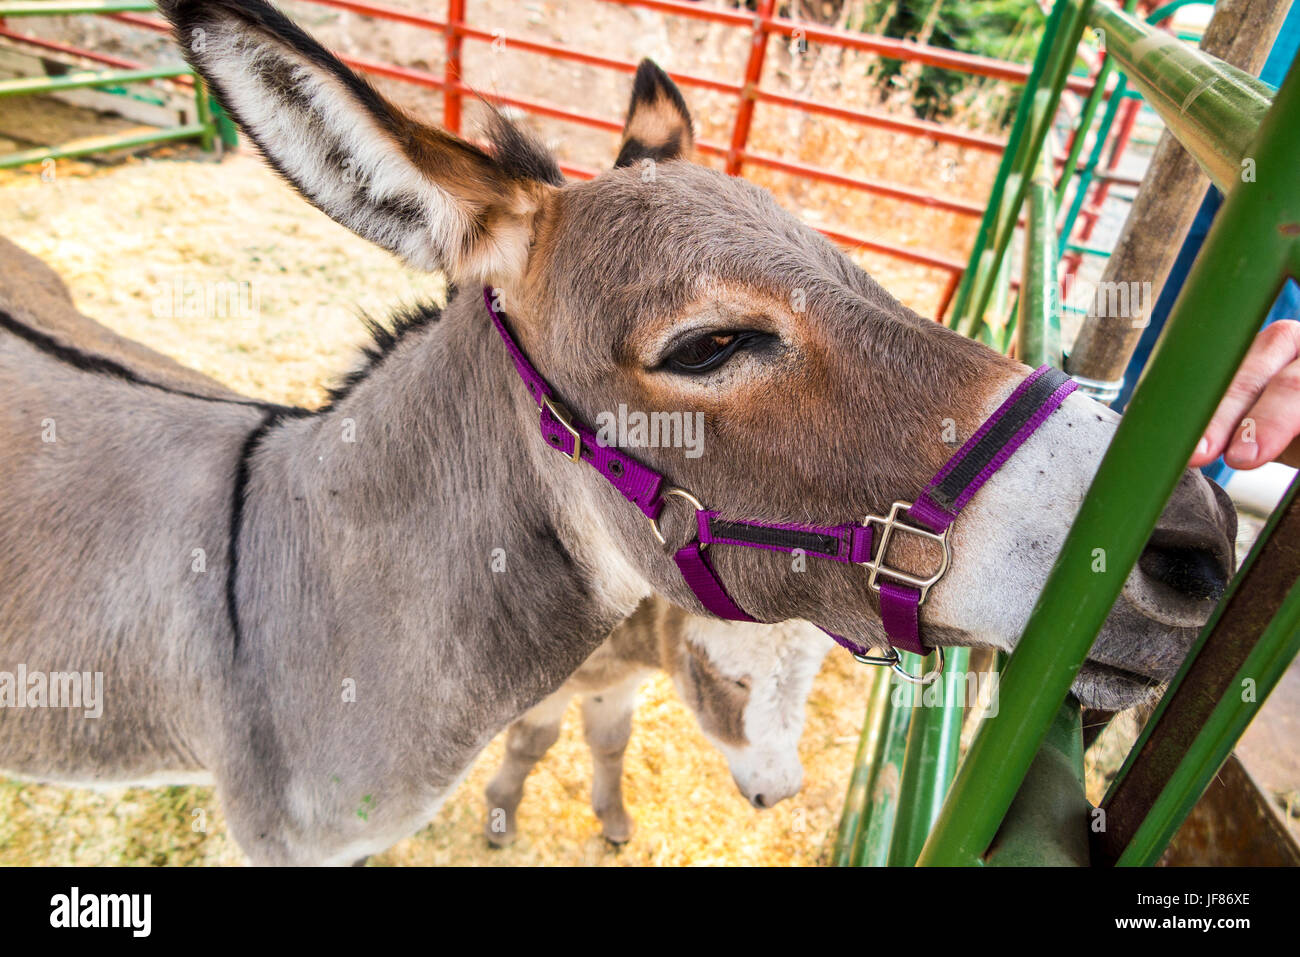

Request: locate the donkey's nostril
(1138, 544), (1228, 602)
(752, 793), (770, 809)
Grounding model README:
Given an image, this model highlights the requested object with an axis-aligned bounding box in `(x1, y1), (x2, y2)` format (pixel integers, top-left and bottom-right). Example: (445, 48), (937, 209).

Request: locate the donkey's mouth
(1073, 659), (1163, 711)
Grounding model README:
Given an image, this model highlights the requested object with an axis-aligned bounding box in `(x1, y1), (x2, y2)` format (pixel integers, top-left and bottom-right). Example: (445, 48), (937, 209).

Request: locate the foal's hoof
(600, 816), (635, 846)
(485, 822), (518, 848)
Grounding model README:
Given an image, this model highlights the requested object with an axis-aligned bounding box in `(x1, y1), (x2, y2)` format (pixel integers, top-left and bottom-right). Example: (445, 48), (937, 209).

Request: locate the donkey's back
(0, 306), (258, 784)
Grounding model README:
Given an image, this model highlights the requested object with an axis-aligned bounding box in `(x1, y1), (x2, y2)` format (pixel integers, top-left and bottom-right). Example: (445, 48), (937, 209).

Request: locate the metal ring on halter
(648, 486), (708, 548)
(853, 645), (944, 685)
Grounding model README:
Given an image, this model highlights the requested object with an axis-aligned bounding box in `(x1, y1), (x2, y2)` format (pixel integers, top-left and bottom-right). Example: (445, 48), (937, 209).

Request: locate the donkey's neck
(232, 287), (650, 785)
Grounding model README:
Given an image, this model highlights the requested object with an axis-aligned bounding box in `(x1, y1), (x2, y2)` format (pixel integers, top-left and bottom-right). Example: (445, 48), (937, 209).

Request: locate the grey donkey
(485, 597), (832, 846)
(0, 0), (1235, 865)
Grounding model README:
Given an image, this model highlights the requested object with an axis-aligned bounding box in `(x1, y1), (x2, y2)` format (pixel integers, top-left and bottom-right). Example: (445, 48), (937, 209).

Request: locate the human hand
(1189, 320), (1300, 471)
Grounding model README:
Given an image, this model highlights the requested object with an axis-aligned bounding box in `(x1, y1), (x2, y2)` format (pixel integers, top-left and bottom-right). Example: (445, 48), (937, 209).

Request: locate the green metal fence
(837, 0), (1300, 867)
(0, 1), (225, 169)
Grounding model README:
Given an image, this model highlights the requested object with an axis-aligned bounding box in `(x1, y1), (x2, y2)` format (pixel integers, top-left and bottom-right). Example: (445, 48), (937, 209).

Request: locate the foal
(485, 598), (831, 846)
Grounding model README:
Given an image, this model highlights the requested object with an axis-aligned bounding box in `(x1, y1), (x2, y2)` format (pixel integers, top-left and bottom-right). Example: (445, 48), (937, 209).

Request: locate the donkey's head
(164, 0), (1236, 711)
(665, 614), (832, 809)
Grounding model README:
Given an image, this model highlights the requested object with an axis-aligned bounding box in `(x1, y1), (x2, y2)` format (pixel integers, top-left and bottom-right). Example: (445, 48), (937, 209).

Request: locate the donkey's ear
(614, 60), (694, 168)
(159, 0), (560, 281)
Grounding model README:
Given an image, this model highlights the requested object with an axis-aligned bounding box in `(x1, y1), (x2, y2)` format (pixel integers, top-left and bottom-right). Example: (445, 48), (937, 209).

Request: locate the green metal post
(852, 670), (914, 867)
(886, 647), (971, 867)
(831, 669), (892, 867)
(946, 0), (1072, 332)
(918, 60), (1300, 867)
(956, 1), (1093, 341)
(194, 76), (215, 153)
(1018, 141), (1062, 367)
(1055, 0), (1139, 201)
(1059, 72), (1128, 245)
(1086, 4), (1273, 191)
(984, 699), (1091, 866)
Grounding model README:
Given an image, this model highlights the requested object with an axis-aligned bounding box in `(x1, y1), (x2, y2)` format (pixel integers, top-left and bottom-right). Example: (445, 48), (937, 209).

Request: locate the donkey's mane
(321, 297), (447, 409)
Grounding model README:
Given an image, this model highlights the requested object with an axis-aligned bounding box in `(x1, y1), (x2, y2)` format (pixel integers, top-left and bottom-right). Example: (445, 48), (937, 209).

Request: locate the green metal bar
(1018, 141), (1062, 368)
(946, 0), (1072, 331)
(886, 647), (971, 867)
(961, 175), (1020, 342)
(831, 669), (892, 867)
(966, 84), (1049, 344)
(852, 670), (914, 867)
(0, 65), (189, 97)
(1055, 0), (1139, 201)
(210, 96), (240, 149)
(1064, 242), (1111, 258)
(0, 123), (206, 169)
(1086, 4), (1274, 191)
(1101, 476), (1300, 866)
(985, 699), (1090, 866)
(978, 242), (1014, 351)
(194, 75), (215, 153)
(1060, 72), (1128, 245)
(918, 60), (1300, 867)
(0, 1), (155, 14)
(958, 0), (1092, 341)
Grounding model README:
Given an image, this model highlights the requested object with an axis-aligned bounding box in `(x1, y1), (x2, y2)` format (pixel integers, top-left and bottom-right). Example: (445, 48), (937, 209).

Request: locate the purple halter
(484, 288), (1076, 680)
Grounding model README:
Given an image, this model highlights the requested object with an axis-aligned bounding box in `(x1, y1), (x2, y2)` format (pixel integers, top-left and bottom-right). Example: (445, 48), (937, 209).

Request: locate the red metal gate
(3, 0), (1106, 319)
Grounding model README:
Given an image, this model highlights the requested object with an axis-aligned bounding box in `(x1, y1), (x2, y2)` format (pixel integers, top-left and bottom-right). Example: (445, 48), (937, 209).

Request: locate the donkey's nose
(1138, 470), (1236, 604)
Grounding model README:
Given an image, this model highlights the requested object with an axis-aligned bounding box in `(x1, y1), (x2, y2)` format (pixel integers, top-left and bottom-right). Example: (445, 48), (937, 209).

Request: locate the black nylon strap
(929, 367), (1072, 510)
(707, 519), (844, 558)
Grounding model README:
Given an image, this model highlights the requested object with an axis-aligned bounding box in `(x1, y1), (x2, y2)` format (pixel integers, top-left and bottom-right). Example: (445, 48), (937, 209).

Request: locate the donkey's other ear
(614, 60), (694, 168)
(159, 0), (561, 281)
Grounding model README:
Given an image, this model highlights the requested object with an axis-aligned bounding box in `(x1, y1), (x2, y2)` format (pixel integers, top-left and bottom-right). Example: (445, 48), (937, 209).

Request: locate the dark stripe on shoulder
(226, 409), (285, 657)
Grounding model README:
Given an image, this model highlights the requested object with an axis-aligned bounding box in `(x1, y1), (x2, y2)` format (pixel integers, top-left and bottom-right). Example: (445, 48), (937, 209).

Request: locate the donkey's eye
(663, 331), (763, 374)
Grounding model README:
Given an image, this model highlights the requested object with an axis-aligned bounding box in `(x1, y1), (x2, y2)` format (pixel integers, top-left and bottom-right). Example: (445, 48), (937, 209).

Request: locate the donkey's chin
(1078, 594), (1208, 710)
(1072, 659), (1167, 711)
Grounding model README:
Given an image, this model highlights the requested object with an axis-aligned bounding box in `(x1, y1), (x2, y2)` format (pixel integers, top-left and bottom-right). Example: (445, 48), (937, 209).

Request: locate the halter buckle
(859, 501), (951, 605)
(541, 396), (582, 464)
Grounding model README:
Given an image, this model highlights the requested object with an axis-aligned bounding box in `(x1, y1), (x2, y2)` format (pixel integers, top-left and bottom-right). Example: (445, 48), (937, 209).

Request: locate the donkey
(484, 597), (831, 846)
(0, 236), (831, 848)
(0, 0), (1235, 865)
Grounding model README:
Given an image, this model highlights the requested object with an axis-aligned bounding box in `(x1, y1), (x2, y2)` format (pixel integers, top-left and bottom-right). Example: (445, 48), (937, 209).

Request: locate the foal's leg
(580, 675), (644, 845)
(483, 688), (572, 847)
